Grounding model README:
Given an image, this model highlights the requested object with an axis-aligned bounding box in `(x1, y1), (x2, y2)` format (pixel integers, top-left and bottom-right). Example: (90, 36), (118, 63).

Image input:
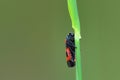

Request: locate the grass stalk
(67, 0), (82, 80)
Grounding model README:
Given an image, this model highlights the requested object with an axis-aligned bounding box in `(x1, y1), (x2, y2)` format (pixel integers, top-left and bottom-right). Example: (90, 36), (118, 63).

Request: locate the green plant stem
(67, 0), (82, 80)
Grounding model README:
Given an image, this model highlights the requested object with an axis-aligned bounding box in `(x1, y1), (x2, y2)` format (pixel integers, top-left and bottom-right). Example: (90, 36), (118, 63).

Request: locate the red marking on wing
(66, 48), (71, 61)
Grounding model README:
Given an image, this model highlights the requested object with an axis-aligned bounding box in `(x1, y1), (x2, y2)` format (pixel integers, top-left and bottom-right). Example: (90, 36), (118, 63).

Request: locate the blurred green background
(0, 0), (120, 80)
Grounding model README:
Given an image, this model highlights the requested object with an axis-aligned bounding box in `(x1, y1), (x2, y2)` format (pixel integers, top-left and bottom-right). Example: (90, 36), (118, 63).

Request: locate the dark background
(0, 0), (120, 80)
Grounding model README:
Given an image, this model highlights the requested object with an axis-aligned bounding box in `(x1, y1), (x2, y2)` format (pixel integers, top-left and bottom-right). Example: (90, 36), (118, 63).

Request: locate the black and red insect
(65, 33), (76, 67)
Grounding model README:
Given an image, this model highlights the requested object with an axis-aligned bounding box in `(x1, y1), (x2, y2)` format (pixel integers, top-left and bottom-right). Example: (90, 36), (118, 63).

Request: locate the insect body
(65, 33), (75, 67)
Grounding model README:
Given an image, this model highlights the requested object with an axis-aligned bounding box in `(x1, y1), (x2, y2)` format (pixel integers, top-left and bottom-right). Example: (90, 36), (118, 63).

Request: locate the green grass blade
(67, 0), (82, 80)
